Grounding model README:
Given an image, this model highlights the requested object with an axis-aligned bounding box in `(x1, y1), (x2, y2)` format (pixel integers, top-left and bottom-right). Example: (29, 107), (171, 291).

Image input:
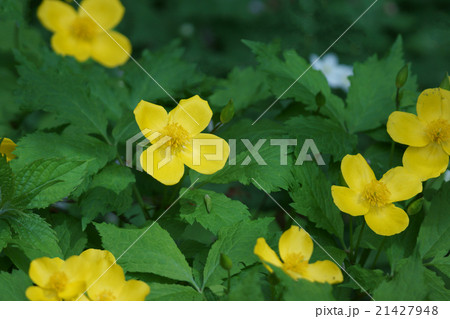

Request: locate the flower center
(425, 119), (450, 144)
(282, 253), (308, 275)
(159, 123), (190, 152)
(96, 290), (117, 301)
(48, 271), (68, 292)
(362, 180), (390, 207)
(70, 17), (98, 41)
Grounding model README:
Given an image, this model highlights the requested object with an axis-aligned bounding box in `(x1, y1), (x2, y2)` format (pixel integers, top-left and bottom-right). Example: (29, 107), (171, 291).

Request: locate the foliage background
(0, 0), (449, 301)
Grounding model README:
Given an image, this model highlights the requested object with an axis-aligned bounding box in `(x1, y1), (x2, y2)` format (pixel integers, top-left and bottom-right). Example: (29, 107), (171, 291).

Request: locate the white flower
(310, 53), (353, 91)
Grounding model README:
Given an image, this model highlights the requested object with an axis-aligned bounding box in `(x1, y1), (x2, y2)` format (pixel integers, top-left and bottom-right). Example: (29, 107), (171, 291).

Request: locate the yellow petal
(51, 32), (91, 62)
(386, 111), (430, 147)
(140, 144), (185, 185)
(278, 226), (313, 263)
(134, 100), (169, 139)
(254, 238), (283, 272)
(37, 0), (77, 32)
(341, 154), (376, 191)
(117, 280), (150, 301)
(79, 249), (116, 264)
(303, 260), (343, 284)
(26, 286), (60, 301)
(380, 166), (422, 202)
(169, 95), (212, 136)
(442, 139), (450, 155)
(179, 133), (230, 175)
(331, 186), (369, 216)
(364, 204), (409, 236)
(59, 280), (87, 300)
(61, 255), (90, 282)
(29, 257), (64, 288)
(79, 0), (125, 30)
(0, 138), (17, 161)
(78, 249), (116, 284)
(91, 31), (131, 68)
(403, 144), (449, 181)
(417, 88), (450, 123)
(87, 264), (125, 301)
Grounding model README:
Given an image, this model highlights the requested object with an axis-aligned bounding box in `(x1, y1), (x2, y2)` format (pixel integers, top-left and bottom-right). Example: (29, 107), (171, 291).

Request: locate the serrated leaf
(89, 164), (135, 195)
(227, 267), (266, 301)
(424, 268), (450, 301)
(0, 156), (14, 207)
(418, 182), (450, 259)
(202, 218), (273, 289)
(95, 222), (197, 288)
(5, 211), (62, 259)
(345, 37), (418, 133)
(0, 269), (32, 301)
(51, 214), (87, 259)
(179, 188), (251, 235)
(289, 162), (344, 239)
(0, 219), (11, 251)
(13, 158), (88, 209)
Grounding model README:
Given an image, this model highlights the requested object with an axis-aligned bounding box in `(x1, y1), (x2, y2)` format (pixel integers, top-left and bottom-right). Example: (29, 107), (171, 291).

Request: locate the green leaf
(243, 40), (346, 126)
(0, 269), (32, 301)
(202, 218), (273, 289)
(124, 42), (204, 106)
(52, 214), (87, 259)
(289, 162), (344, 239)
(95, 222), (197, 288)
(418, 182), (450, 259)
(345, 37), (418, 133)
(373, 252), (427, 301)
(147, 283), (203, 301)
(0, 219), (11, 251)
(227, 267), (266, 301)
(424, 268), (450, 301)
(0, 156), (14, 207)
(179, 188), (251, 235)
(340, 265), (385, 292)
(80, 186), (133, 229)
(209, 67), (270, 113)
(13, 158), (88, 209)
(89, 164), (135, 195)
(286, 115), (357, 161)
(12, 130), (115, 176)
(5, 211), (62, 260)
(428, 253), (450, 279)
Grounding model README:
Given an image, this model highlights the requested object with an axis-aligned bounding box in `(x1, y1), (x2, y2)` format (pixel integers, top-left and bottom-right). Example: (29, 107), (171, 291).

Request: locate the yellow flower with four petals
(37, 0), (131, 68)
(331, 154), (422, 236)
(254, 226), (343, 284)
(134, 95), (230, 185)
(387, 88), (450, 181)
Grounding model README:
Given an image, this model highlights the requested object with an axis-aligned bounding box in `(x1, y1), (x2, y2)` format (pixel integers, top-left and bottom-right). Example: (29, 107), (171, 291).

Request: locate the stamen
(70, 17), (97, 41)
(362, 180), (390, 207)
(426, 119), (450, 144)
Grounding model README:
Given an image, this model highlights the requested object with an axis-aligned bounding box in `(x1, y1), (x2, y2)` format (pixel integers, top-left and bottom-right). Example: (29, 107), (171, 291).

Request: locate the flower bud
(439, 73), (450, 90)
(407, 197), (424, 216)
(395, 64), (409, 89)
(220, 99), (235, 124)
(220, 253), (233, 270)
(204, 194), (212, 214)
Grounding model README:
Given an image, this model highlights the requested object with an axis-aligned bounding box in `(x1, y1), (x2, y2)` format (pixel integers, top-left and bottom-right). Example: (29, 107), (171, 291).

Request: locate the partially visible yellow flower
(134, 95), (230, 185)
(0, 138), (16, 161)
(254, 226), (343, 284)
(331, 154), (422, 236)
(26, 249), (150, 301)
(26, 256), (88, 301)
(37, 0), (131, 68)
(387, 88), (450, 181)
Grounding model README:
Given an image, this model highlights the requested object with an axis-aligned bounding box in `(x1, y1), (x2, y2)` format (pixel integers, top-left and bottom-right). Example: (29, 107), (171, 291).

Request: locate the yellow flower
(79, 249), (150, 301)
(26, 249), (150, 301)
(26, 256), (88, 301)
(387, 88), (450, 181)
(134, 95), (230, 185)
(254, 226), (343, 284)
(331, 154), (422, 236)
(0, 138), (16, 162)
(37, 0), (131, 68)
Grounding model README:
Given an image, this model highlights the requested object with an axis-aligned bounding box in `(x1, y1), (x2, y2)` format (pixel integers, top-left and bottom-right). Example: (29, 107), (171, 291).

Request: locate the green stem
(358, 248), (371, 266)
(116, 154), (151, 220)
(389, 88), (401, 167)
(210, 122), (223, 134)
(226, 269), (231, 294)
(352, 221), (366, 263)
(371, 237), (387, 269)
(349, 217), (354, 253)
